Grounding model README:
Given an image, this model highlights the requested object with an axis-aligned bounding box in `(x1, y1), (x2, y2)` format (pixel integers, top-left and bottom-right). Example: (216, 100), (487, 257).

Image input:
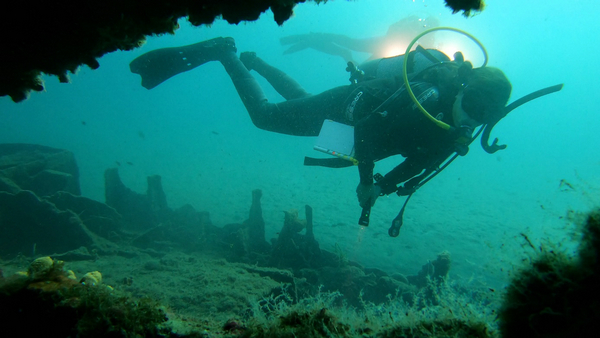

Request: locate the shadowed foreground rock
(0, 190), (94, 257)
(0, 0), (307, 102)
(0, 144), (122, 258)
(0, 143), (80, 196)
(1, 0), (479, 102)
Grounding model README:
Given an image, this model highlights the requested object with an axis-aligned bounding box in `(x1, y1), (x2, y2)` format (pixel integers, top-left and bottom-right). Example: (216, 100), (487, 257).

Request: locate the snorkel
(480, 83), (564, 153)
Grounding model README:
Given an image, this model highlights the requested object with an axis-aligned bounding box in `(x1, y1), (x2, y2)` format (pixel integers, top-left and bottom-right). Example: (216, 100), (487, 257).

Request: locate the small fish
(81, 121), (87, 125)
(558, 179), (575, 191)
(115, 161), (121, 166)
(212, 131), (219, 135)
(126, 161), (134, 166)
(520, 233), (536, 251)
(138, 131), (145, 139)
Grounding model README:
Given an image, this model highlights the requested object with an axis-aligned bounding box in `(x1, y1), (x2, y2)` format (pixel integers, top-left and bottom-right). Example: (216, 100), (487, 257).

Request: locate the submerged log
(246, 189), (269, 253)
(269, 205), (321, 269)
(104, 168), (173, 231)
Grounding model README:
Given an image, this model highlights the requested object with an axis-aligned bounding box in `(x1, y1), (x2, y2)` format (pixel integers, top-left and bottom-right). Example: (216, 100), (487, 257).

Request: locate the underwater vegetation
(2, 144), (598, 337)
(498, 209), (600, 337)
(0, 257), (168, 337)
(2, 143), (598, 337)
(3, 209), (599, 337)
(0, 256), (495, 338)
(239, 281), (495, 338)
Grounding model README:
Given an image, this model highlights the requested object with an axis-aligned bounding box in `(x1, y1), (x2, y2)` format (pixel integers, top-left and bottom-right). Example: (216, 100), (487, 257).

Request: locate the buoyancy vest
(342, 49), (453, 125)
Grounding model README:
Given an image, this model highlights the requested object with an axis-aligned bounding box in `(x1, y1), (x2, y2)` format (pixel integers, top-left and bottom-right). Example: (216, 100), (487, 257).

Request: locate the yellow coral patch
(28, 256), (54, 278)
(80, 271), (102, 286)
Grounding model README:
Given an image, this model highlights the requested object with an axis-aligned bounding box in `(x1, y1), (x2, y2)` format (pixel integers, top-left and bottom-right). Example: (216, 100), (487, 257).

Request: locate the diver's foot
(240, 51), (258, 70)
(189, 37), (237, 62)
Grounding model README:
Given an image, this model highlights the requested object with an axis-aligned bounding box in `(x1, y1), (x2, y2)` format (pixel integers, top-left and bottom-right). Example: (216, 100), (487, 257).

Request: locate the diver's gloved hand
(356, 183), (382, 208)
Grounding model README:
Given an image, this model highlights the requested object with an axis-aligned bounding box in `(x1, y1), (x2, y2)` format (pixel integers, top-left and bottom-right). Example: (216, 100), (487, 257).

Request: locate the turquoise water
(0, 0), (598, 290)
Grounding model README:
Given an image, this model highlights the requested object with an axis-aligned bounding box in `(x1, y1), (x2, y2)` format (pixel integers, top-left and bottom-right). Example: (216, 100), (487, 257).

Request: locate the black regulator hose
(481, 83), (564, 154)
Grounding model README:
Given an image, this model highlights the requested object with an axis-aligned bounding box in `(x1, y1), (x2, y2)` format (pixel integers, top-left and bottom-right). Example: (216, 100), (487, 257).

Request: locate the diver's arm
(358, 160), (375, 185)
(354, 115), (379, 185)
(376, 143), (456, 195)
(354, 118), (379, 207)
(375, 157), (428, 195)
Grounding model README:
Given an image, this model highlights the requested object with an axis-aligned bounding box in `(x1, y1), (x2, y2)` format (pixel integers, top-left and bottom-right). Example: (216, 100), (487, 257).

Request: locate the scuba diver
(130, 31), (562, 237)
(279, 14), (440, 64)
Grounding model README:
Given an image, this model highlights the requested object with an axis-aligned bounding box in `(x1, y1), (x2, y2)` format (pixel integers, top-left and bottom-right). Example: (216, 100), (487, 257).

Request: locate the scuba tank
(343, 46), (455, 125)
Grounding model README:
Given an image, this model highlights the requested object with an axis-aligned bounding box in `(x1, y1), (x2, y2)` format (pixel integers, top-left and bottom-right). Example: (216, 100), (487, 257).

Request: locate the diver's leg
(219, 51), (351, 136)
(240, 52), (310, 100)
(219, 51), (269, 120)
(248, 85), (352, 136)
(330, 35), (383, 54)
(306, 33), (356, 62)
(280, 33), (355, 63)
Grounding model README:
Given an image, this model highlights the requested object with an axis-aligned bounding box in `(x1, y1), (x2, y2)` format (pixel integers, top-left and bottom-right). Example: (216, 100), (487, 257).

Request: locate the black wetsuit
(352, 81), (459, 195)
(220, 49), (462, 196)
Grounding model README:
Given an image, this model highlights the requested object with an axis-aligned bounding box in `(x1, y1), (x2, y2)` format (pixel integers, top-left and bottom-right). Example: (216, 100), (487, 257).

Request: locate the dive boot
(129, 37), (236, 89)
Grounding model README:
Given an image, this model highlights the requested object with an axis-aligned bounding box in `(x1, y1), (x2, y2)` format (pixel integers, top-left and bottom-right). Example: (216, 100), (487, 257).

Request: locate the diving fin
(129, 37), (236, 89)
